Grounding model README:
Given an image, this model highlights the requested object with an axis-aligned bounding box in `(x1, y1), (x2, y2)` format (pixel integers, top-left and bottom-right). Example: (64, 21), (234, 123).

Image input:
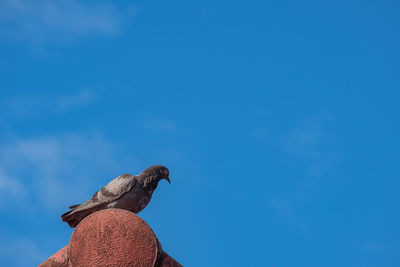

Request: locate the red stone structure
(39, 209), (182, 267)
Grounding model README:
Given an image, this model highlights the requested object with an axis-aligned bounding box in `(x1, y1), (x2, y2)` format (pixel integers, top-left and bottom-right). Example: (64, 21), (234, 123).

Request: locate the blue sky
(0, 0), (399, 266)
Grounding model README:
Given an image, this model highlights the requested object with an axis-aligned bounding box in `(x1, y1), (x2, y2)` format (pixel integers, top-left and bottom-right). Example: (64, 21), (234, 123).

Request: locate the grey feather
(61, 165), (170, 228)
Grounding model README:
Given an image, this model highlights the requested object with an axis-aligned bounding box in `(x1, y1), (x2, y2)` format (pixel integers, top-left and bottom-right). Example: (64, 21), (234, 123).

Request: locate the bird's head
(138, 165), (170, 190)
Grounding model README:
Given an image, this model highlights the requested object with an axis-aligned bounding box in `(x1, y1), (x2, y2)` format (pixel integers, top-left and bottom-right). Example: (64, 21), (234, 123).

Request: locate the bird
(61, 165), (170, 228)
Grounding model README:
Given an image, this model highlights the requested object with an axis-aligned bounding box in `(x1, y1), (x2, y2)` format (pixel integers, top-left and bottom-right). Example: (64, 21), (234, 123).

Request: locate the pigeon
(61, 165), (170, 228)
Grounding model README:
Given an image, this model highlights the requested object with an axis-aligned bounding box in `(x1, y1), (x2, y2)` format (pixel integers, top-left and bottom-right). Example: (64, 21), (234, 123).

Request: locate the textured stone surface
(161, 252), (183, 267)
(38, 246), (70, 267)
(69, 209), (159, 267)
(39, 209), (182, 266)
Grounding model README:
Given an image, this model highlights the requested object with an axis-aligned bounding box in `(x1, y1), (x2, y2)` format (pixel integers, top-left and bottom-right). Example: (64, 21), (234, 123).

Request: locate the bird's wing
(70, 174), (138, 213)
(94, 173), (138, 203)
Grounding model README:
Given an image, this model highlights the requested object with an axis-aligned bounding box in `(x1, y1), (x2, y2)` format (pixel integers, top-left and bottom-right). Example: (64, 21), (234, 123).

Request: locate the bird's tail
(61, 206), (87, 228)
(61, 202), (105, 228)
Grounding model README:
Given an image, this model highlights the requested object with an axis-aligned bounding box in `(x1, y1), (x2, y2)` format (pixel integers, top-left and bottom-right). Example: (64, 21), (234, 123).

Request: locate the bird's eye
(164, 170), (169, 176)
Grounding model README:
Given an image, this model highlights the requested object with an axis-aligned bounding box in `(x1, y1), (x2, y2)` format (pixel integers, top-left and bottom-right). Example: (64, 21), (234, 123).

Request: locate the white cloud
(269, 197), (307, 232)
(283, 122), (340, 175)
(0, 239), (46, 266)
(282, 120), (331, 159)
(252, 128), (270, 144)
(359, 242), (386, 253)
(0, 132), (120, 209)
(0, 168), (26, 205)
(3, 89), (97, 116)
(0, 0), (136, 44)
(143, 116), (178, 133)
(266, 113), (341, 229)
(269, 197), (294, 220)
(281, 113), (341, 196)
(57, 89), (96, 110)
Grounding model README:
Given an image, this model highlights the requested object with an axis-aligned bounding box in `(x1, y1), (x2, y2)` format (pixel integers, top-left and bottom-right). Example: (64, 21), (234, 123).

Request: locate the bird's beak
(164, 177), (171, 184)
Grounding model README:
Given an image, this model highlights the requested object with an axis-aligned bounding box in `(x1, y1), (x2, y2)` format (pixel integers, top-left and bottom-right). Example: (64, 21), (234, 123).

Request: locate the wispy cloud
(252, 128), (270, 144)
(0, 168), (27, 206)
(0, 0), (136, 44)
(143, 116), (179, 133)
(57, 89), (96, 110)
(359, 241), (386, 254)
(3, 88), (97, 116)
(283, 125), (336, 161)
(0, 131), (119, 210)
(268, 197), (307, 232)
(269, 197), (294, 220)
(0, 239), (46, 266)
(281, 113), (341, 200)
(262, 113), (341, 230)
